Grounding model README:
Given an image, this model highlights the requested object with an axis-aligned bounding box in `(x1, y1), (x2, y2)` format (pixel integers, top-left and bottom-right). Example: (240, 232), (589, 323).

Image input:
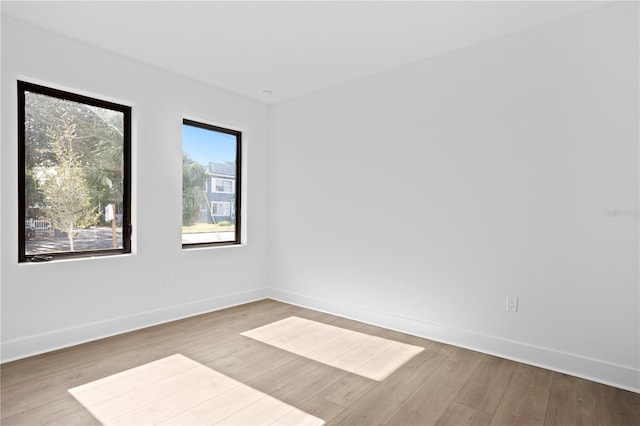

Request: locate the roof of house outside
(208, 162), (236, 177)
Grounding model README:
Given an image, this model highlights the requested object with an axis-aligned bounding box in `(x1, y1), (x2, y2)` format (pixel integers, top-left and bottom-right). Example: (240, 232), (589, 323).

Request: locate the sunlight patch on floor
(241, 316), (424, 381)
(68, 354), (324, 426)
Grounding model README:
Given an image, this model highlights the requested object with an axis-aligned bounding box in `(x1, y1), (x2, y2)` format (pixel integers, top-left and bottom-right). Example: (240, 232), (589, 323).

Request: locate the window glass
(19, 81), (131, 262)
(182, 119), (241, 247)
(214, 179), (234, 193)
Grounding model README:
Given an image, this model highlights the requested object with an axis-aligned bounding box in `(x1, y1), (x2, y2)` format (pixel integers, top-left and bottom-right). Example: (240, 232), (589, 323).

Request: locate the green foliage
(24, 91), (125, 219)
(182, 153), (208, 226)
(39, 116), (99, 250)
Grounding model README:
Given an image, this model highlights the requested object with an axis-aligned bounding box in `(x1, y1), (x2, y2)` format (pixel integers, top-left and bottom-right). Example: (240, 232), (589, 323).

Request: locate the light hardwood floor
(1, 299), (638, 425)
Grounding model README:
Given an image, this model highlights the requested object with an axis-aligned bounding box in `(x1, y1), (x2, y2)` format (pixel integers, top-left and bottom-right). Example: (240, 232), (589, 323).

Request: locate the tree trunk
(68, 221), (75, 251)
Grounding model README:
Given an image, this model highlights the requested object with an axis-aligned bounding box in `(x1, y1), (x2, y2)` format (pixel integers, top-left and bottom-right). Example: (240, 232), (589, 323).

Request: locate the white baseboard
(0, 287), (269, 363)
(2, 287), (638, 393)
(268, 288), (640, 394)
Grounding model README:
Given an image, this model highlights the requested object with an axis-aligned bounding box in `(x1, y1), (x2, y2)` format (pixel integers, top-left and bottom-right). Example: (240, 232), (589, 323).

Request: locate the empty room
(1, 1), (638, 425)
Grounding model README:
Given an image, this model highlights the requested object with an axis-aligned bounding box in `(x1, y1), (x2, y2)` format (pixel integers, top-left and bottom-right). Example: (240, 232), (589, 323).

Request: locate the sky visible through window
(182, 124), (236, 165)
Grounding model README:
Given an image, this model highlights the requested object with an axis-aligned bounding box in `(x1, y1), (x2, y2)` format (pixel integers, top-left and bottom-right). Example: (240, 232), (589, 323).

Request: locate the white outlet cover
(506, 296), (518, 312)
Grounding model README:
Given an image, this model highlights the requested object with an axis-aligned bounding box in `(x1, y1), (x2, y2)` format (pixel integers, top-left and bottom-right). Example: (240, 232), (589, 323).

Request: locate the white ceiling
(1, 1), (606, 104)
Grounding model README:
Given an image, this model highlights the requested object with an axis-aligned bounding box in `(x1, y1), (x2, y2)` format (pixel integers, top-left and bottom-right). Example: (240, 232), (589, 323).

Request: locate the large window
(18, 81), (131, 262)
(182, 119), (241, 247)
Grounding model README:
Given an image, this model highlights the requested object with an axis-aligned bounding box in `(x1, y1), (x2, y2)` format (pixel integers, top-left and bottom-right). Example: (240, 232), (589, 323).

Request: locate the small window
(211, 201), (231, 216)
(213, 179), (234, 193)
(182, 119), (241, 247)
(18, 81), (132, 262)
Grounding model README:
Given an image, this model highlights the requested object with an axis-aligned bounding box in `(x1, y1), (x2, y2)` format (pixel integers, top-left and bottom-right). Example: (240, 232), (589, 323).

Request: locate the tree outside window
(19, 81), (131, 262)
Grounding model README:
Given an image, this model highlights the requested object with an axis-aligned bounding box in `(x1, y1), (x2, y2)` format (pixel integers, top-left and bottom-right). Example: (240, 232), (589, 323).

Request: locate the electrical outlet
(506, 296), (518, 312)
(165, 276), (172, 287)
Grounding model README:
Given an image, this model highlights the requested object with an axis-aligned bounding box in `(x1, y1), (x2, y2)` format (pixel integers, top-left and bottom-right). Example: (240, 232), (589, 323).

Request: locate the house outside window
(203, 162), (237, 224)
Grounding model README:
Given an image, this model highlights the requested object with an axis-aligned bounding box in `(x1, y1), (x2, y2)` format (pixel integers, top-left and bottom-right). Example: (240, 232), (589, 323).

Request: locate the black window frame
(182, 119), (242, 249)
(18, 81), (132, 263)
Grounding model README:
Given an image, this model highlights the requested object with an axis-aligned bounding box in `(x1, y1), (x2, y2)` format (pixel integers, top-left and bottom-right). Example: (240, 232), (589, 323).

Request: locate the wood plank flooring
(1, 299), (639, 425)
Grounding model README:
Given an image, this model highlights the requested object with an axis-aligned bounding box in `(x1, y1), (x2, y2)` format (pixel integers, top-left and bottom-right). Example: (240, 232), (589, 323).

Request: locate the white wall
(269, 2), (639, 392)
(1, 16), (270, 361)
